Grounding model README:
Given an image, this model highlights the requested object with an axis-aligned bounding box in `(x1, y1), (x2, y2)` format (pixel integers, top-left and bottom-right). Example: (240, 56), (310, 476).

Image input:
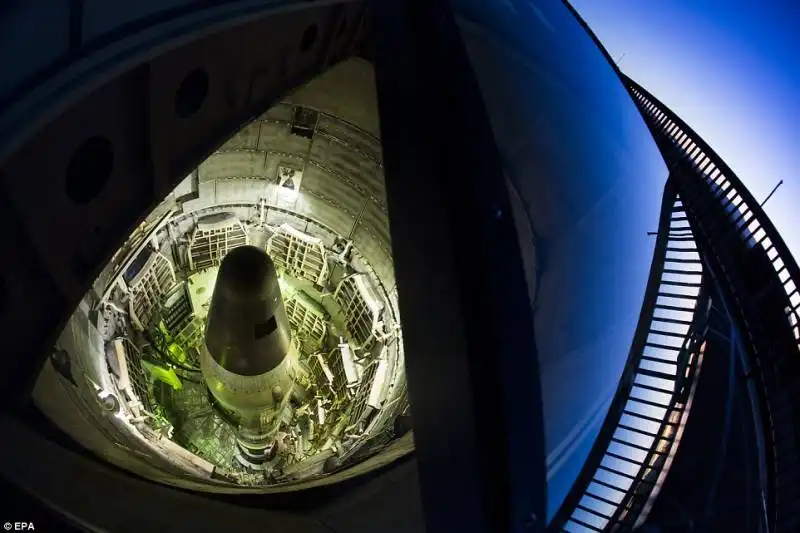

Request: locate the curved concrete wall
(453, 0), (668, 518)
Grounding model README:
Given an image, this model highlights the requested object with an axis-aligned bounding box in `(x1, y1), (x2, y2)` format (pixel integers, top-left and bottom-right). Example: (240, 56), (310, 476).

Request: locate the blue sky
(570, 0), (800, 261)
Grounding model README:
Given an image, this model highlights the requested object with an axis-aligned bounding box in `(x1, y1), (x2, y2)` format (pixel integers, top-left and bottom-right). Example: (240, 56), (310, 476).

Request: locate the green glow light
(142, 360), (183, 391)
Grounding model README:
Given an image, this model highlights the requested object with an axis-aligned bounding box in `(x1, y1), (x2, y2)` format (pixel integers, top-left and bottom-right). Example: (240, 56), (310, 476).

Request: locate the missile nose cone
(204, 245), (292, 376)
(218, 245), (277, 296)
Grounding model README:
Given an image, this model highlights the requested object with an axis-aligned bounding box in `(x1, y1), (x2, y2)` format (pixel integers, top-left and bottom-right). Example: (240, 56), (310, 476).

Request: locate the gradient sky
(570, 0), (800, 261)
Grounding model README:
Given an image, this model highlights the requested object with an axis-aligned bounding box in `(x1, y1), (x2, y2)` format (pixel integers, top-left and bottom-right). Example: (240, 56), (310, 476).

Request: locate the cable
(141, 329), (203, 374)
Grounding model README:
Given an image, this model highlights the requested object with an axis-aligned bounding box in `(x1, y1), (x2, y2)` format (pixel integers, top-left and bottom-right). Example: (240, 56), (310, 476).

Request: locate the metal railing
(550, 184), (711, 533)
(625, 76), (800, 533)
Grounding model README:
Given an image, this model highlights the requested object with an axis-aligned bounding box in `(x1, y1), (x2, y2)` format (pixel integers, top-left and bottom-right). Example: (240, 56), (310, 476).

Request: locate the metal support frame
(625, 76), (800, 533)
(547, 182), (711, 533)
(373, 1), (546, 532)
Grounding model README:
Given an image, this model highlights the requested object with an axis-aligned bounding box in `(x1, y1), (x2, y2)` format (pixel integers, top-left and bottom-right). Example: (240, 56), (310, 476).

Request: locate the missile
(200, 245), (303, 467)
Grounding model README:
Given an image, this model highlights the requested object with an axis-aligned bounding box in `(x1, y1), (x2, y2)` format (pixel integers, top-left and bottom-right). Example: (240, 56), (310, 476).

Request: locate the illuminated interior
(37, 59), (410, 489)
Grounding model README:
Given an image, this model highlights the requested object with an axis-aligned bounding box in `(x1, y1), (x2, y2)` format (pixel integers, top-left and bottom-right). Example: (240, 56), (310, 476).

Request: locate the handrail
(623, 76), (800, 533)
(548, 183), (711, 533)
(623, 76), (800, 341)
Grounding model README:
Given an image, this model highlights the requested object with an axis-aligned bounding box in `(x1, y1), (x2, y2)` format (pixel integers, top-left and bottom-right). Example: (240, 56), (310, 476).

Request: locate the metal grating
(334, 275), (383, 350)
(111, 338), (154, 416)
(161, 283), (193, 335)
(629, 84), (800, 347)
(285, 294), (327, 355)
(157, 381), (238, 470)
(266, 224), (329, 286)
(307, 353), (334, 396)
(626, 77), (800, 533)
(551, 190), (711, 533)
(347, 361), (379, 430)
(187, 213), (248, 271)
(308, 347), (348, 398)
(172, 316), (204, 367)
(128, 252), (176, 331)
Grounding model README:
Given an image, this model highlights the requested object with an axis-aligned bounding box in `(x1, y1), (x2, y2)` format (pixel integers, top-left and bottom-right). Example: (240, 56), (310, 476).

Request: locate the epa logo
(3, 524), (34, 531)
